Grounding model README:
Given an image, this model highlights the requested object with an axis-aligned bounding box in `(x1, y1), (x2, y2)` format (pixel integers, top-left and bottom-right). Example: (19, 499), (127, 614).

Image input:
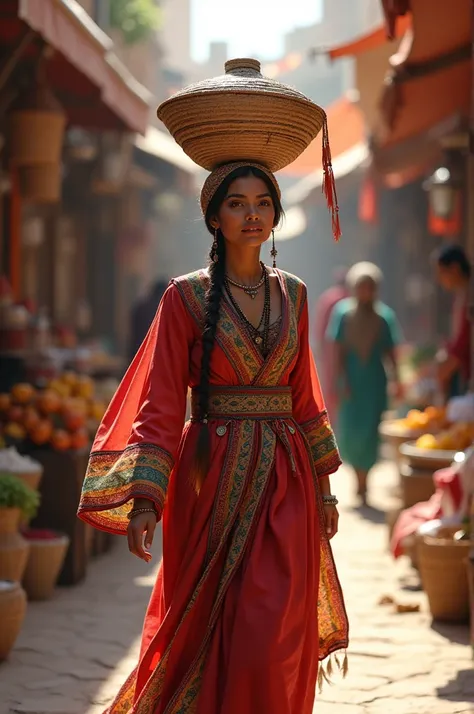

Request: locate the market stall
(0, 371), (117, 602)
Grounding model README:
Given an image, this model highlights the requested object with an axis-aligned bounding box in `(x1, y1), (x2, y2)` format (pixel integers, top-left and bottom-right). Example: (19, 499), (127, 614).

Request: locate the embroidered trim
(191, 386), (293, 420)
(301, 411), (341, 478)
(78, 443), (173, 534)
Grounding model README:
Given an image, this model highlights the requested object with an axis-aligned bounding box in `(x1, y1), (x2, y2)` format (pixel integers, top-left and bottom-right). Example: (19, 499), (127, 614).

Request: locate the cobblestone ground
(1, 462), (473, 714)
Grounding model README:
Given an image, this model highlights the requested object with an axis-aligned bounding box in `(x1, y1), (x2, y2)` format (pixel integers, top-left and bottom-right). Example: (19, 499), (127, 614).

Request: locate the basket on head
(157, 58), (325, 173)
(157, 58), (341, 240)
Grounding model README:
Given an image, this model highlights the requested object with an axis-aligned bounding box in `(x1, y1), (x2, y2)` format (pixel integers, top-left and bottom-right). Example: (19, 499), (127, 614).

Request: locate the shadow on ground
(352, 502), (387, 525)
(436, 668), (474, 703)
(431, 621), (470, 646)
(0, 532), (161, 713)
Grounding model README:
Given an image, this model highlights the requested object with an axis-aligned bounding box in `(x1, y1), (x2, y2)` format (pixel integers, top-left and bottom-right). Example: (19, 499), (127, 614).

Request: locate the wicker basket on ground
(22, 530), (70, 601)
(0, 508), (30, 582)
(418, 526), (470, 622)
(399, 464), (436, 509)
(0, 580), (27, 660)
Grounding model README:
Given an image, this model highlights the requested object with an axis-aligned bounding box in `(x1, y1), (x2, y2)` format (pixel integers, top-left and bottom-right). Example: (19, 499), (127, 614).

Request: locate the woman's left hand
(323, 504), (339, 539)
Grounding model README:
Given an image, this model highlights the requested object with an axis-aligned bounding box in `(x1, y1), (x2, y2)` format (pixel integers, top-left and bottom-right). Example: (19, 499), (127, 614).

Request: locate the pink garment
(313, 285), (347, 422)
(390, 467), (463, 558)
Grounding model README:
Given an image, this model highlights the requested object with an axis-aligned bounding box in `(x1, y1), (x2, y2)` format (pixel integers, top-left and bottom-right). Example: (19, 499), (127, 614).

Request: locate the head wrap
(200, 161), (281, 217)
(346, 262), (383, 290)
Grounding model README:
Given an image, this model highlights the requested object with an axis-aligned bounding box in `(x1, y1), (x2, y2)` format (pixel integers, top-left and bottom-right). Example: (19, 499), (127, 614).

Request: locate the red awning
(328, 15), (411, 60)
(0, 0), (150, 133)
(377, 0), (471, 147)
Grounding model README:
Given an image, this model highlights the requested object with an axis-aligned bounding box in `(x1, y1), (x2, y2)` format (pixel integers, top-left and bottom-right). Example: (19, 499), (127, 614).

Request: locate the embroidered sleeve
(78, 283), (194, 534)
(79, 444), (174, 534)
(300, 412), (340, 478)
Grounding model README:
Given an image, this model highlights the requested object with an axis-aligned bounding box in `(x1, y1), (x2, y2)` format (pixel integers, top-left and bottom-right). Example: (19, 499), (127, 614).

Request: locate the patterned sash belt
(191, 386), (293, 421)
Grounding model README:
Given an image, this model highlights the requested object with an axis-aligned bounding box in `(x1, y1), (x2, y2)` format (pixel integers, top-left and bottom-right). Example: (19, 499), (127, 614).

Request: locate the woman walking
(78, 59), (348, 714)
(327, 262), (402, 503)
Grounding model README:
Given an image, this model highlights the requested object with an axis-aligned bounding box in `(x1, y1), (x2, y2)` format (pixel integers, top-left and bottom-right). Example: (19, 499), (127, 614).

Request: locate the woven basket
(19, 163), (61, 203)
(0, 581), (27, 661)
(8, 81), (65, 166)
(22, 533), (70, 601)
(157, 58), (325, 172)
(418, 527), (470, 622)
(400, 464), (436, 508)
(9, 111), (65, 165)
(0, 508), (30, 583)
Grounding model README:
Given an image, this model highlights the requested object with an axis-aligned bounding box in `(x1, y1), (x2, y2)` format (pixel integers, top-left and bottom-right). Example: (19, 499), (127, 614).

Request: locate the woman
(78, 59), (348, 714)
(327, 262), (402, 503)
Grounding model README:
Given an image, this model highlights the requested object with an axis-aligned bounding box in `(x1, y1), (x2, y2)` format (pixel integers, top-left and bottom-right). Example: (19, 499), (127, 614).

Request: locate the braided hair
(192, 166), (284, 491)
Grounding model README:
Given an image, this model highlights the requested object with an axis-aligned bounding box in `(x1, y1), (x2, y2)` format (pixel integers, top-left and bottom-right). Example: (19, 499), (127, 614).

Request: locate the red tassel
(321, 114), (341, 242)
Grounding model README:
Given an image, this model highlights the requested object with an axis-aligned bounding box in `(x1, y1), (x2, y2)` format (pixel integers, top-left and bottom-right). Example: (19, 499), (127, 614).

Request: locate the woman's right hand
(127, 511), (157, 562)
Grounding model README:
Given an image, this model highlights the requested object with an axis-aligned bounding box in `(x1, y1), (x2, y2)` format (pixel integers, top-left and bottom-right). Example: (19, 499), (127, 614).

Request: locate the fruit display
(393, 406), (448, 434)
(415, 422), (474, 452)
(0, 373), (108, 452)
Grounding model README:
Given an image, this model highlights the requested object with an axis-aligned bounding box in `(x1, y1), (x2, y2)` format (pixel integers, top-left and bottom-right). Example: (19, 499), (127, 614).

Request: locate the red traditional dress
(78, 269), (349, 714)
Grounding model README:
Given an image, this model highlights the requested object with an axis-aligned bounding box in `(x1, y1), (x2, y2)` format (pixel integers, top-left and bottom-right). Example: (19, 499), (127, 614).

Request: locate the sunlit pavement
(1, 462), (473, 714)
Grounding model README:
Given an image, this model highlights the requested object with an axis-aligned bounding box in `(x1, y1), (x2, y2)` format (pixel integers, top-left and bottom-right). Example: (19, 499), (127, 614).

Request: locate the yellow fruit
(416, 434), (437, 450)
(4, 422), (26, 441)
(61, 371), (78, 387)
(435, 434), (455, 450)
(48, 379), (71, 398)
(89, 401), (106, 421)
(73, 376), (94, 400)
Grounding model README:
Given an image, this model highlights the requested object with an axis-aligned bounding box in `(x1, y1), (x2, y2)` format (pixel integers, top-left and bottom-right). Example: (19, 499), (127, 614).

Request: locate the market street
(0, 460), (472, 714)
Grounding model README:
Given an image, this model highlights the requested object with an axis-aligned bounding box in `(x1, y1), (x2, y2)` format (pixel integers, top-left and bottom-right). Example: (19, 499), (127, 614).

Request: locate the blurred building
(0, 0), (202, 370)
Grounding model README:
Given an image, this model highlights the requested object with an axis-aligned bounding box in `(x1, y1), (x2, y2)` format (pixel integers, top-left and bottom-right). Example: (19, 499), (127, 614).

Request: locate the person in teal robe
(327, 262), (402, 503)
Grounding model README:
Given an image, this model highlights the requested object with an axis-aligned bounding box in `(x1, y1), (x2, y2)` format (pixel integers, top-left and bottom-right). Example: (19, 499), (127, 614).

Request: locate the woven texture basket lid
(157, 58), (326, 172)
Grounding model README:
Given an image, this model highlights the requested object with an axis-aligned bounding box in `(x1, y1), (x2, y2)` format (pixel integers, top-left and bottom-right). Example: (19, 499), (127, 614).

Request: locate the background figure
(313, 267), (348, 423)
(327, 262), (402, 503)
(434, 245), (471, 399)
(128, 279), (168, 361)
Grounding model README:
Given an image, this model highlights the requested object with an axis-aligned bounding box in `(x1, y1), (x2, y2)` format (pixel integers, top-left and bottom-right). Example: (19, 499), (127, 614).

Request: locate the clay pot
(0, 508), (30, 582)
(0, 580), (27, 660)
(22, 532), (70, 601)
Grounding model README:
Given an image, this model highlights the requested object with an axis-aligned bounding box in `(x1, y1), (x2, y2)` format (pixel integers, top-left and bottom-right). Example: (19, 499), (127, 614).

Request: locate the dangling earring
(270, 229), (278, 269)
(211, 227), (219, 263)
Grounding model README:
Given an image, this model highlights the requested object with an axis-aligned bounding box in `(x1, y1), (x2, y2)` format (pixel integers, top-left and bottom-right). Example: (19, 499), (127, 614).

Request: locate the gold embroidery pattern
(174, 271), (262, 383)
(314, 481), (350, 660)
(172, 272), (205, 327)
(206, 420), (255, 560)
(192, 386), (293, 420)
(257, 272), (301, 386)
(301, 411), (341, 478)
(78, 444), (173, 534)
(168, 649), (207, 714)
(218, 300), (263, 381)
